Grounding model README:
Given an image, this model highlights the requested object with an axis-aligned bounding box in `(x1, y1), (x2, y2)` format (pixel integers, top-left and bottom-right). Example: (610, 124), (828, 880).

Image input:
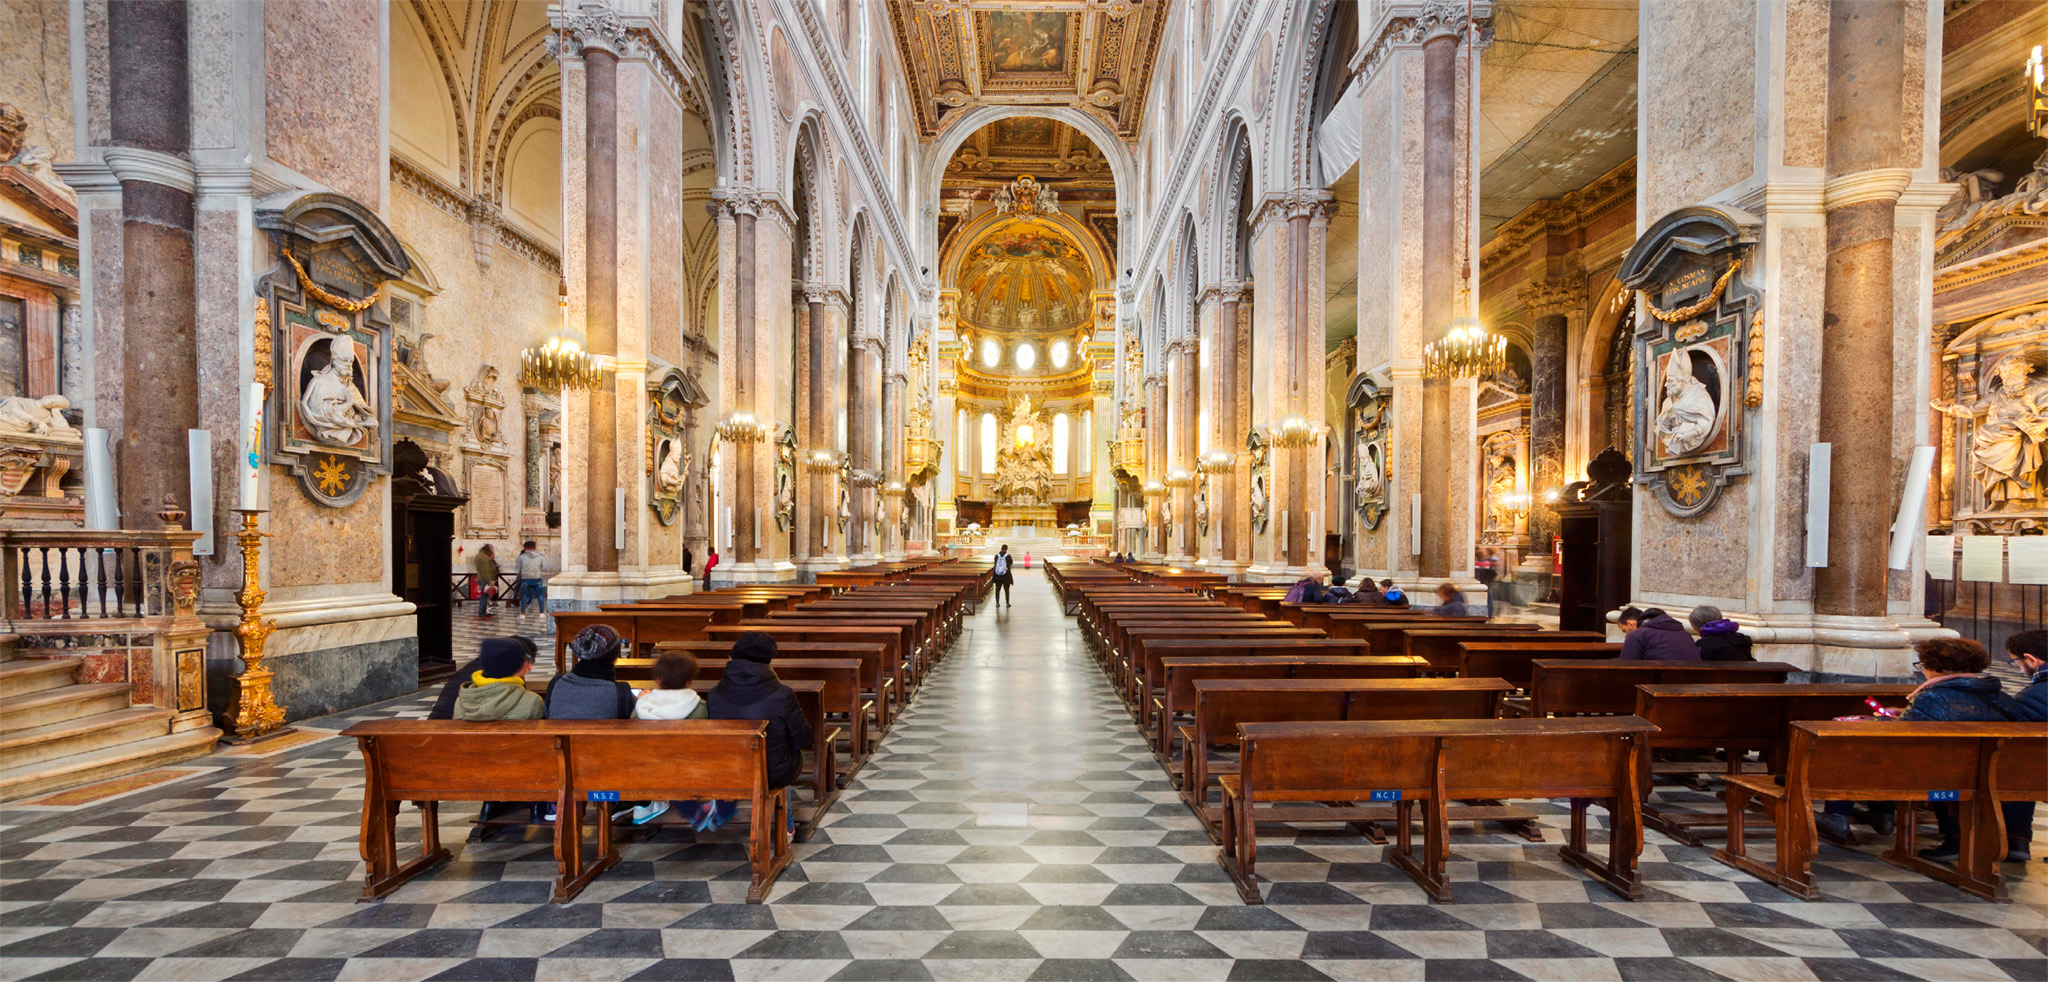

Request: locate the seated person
(1690, 605), (1754, 661)
(448, 638), (545, 837)
(626, 652), (711, 826)
(1284, 570), (1327, 604)
(2010, 629), (2048, 723)
(453, 637), (545, 721)
(1616, 606), (1645, 634)
(1430, 583), (1469, 617)
(430, 636), (539, 720)
(1322, 571), (1355, 603)
(546, 625), (639, 720)
(1617, 608), (1699, 661)
(1378, 579), (1409, 607)
(698, 632), (814, 832)
(1899, 638), (2031, 863)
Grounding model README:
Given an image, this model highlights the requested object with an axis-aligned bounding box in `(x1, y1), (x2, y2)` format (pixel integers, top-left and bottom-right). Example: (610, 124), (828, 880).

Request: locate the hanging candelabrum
(1197, 450), (1238, 475)
(1161, 468), (1197, 490)
(227, 509), (287, 740)
(1421, 315), (1507, 380)
(1267, 415), (1324, 450)
(716, 412), (770, 444)
(803, 449), (845, 473)
(518, 336), (606, 391)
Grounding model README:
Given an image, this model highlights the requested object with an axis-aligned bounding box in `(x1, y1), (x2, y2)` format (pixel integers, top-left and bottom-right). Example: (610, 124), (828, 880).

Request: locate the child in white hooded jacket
(627, 653), (710, 824)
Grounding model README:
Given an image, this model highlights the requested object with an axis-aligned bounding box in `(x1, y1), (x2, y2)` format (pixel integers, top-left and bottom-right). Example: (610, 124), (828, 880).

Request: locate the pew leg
(1560, 797), (1643, 901)
(1388, 798), (1454, 903)
(747, 788), (794, 904)
(1218, 787), (1263, 905)
(361, 797), (450, 902)
(1881, 800), (2009, 902)
(1713, 790), (1820, 900)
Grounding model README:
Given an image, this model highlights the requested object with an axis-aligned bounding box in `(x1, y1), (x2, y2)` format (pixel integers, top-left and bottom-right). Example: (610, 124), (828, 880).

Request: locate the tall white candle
(238, 382), (265, 510)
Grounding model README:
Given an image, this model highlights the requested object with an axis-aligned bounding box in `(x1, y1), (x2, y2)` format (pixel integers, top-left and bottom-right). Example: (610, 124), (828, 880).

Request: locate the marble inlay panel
(263, 0), (381, 205)
(1642, 1), (1756, 216)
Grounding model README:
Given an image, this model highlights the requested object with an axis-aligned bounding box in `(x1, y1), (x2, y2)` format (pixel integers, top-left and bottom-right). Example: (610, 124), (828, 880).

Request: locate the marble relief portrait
(1653, 347), (1724, 459)
(293, 328), (377, 450)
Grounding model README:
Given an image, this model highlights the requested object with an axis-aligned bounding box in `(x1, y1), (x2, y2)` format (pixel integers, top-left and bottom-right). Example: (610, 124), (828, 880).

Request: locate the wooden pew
(1179, 678), (1513, 838)
(343, 719), (791, 904)
(613, 655), (874, 777)
(705, 623), (906, 711)
(1455, 642), (1622, 689)
(1400, 627), (1584, 670)
(1219, 717), (1656, 904)
(1148, 649), (1417, 756)
(1527, 660), (1798, 716)
(656, 640), (892, 737)
(1137, 638), (1372, 730)
(1120, 625), (1327, 703)
(550, 610), (715, 673)
(1714, 721), (2048, 901)
(1630, 683), (1915, 844)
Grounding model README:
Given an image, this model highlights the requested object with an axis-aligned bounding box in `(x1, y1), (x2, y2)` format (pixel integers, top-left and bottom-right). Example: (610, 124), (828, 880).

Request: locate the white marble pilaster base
(717, 561), (800, 585)
(547, 569), (697, 604)
(1708, 610), (1953, 677)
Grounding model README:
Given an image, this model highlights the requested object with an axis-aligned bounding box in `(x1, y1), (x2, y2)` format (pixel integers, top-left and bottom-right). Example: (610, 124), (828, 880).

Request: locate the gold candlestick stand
(226, 508), (288, 741)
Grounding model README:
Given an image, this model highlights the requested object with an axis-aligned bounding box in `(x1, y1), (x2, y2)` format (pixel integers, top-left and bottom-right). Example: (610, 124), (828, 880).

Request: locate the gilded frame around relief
(1617, 206), (1761, 519)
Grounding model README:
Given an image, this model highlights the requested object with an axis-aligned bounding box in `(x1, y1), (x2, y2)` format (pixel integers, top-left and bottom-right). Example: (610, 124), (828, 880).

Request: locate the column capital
(1520, 274), (1585, 317)
(1823, 168), (1914, 210)
(101, 147), (196, 194)
(553, 3), (630, 57)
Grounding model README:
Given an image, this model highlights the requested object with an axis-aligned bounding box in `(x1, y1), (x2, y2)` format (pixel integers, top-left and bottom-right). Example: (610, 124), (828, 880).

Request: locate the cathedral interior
(0, 1), (2045, 979)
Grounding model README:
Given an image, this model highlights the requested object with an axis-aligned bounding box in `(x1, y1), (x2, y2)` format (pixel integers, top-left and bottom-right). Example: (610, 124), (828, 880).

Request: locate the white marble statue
(1033, 182), (1060, 212)
(656, 440), (684, 494)
(1249, 471), (1269, 526)
(1355, 446), (1384, 509)
(300, 337), (378, 446)
(1654, 352), (1716, 458)
(991, 182), (1016, 214)
(1936, 357), (2048, 512)
(0, 394), (75, 437)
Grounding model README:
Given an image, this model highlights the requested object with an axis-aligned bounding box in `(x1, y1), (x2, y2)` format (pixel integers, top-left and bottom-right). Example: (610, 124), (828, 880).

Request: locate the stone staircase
(0, 633), (221, 801)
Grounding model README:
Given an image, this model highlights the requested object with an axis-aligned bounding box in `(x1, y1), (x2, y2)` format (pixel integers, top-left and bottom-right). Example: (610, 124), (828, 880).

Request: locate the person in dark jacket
(1617, 606), (1645, 634)
(429, 637), (539, 720)
(1377, 579), (1410, 608)
(1431, 583), (1469, 617)
(1892, 638), (2032, 862)
(545, 625), (638, 720)
(1617, 608), (1700, 661)
(1322, 572), (1355, 604)
(698, 632), (814, 832)
(1689, 605), (1755, 661)
(2006, 629), (2048, 723)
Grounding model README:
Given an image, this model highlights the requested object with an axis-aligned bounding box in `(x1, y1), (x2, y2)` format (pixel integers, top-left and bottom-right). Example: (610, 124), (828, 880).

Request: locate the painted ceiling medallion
(886, 0), (1168, 138)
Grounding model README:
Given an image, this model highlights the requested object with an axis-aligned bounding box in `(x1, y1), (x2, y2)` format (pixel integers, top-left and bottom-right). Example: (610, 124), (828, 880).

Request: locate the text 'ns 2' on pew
(1219, 717), (1656, 905)
(345, 719), (793, 904)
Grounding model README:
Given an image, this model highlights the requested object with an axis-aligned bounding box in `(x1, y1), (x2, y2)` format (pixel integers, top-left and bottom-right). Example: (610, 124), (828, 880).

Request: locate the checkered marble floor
(1, 571), (2043, 982)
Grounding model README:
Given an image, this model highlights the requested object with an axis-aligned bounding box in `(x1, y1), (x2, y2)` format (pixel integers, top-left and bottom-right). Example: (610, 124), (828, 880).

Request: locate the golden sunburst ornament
(314, 455), (350, 496)
(1669, 465), (1709, 507)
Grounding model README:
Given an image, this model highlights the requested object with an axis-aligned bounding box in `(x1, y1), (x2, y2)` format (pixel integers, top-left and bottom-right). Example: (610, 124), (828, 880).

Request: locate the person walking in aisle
(992, 544), (1014, 607)
(514, 540), (547, 615)
(471, 544), (500, 618)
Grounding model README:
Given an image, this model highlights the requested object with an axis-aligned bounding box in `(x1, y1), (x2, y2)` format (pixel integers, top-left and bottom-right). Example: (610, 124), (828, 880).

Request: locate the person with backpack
(992, 545), (1015, 607)
(1284, 570), (1327, 604)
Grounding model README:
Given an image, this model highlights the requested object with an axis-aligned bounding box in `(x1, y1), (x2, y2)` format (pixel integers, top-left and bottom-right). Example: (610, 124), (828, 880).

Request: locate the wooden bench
(767, 611), (931, 682)
(1137, 639), (1374, 733)
(1455, 642), (1622, 689)
(1630, 683), (1915, 844)
(1714, 720), (2048, 901)
(1149, 650), (1418, 757)
(1526, 660), (1798, 716)
(1179, 678), (1513, 837)
(1220, 717), (1656, 904)
(344, 719), (791, 904)
(1119, 626), (1327, 703)
(706, 624), (907, 715)
(656, 640), (892, 738)
(612, 655), (873, 775)
(550, 610), (715, 672)
(1400, 627), (1582, 670)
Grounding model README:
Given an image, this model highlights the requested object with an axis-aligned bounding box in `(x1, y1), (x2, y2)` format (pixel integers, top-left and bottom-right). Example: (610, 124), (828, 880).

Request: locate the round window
(1016, 343), (1037, 371)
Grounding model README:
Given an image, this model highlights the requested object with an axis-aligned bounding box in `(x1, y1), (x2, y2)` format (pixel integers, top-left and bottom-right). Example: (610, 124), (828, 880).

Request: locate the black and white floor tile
(1, 573), (2041, 981)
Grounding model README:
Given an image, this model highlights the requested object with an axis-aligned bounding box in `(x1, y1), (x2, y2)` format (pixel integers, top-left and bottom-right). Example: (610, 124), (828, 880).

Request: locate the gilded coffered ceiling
(944, 118), (1115, 192)
(884, 0), (1169, 140)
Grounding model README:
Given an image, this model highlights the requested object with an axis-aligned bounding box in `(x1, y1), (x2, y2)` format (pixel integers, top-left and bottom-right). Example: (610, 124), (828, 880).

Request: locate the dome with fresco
(953, 220), (1096, 338)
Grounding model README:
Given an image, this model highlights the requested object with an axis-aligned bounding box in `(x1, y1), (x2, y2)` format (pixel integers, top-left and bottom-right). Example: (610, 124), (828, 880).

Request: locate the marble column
(1526, 293), (1570, 548)
(1814, 0), (1907, 619)
(1145, 372), (1167, 561)
(1214, 286), (1243, 570)
(881, 370), (904, 560)
(524, 397), (546, 508)
(848, 335), (877, 562)
(582, 40), (621, 573)
(1416, 25), (1460, 581)
(58, 290), (83, 408)
(1167, 339), (1195, 562)
(108, 0), (198, 524)
(728, 200), (759, 567)
(797, 288), (826, 565)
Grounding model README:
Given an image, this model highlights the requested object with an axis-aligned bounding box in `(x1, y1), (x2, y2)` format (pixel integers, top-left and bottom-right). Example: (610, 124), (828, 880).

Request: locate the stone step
(0, 634), (18, 662)
(0, 725), (222, 802)
(0, 706), (178, 770)
(0, 684), (132, 734)
(0, 658), (81, 699)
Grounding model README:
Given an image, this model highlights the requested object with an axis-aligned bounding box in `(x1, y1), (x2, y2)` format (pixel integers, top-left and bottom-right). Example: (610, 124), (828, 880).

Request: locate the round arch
(918, 106), (1136, 273)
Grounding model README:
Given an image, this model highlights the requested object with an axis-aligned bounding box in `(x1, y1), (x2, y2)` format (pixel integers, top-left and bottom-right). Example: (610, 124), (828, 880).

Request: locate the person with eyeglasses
(2008, 629), (2048, 725)
(1897, 638), (2030, 863)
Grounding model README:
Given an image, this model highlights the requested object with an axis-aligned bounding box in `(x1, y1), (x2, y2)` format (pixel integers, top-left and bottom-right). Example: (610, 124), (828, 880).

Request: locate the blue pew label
(1369, 790), (1402, 802)
(588, 791), (621, 802)
(1927, 790), (1959, 802)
